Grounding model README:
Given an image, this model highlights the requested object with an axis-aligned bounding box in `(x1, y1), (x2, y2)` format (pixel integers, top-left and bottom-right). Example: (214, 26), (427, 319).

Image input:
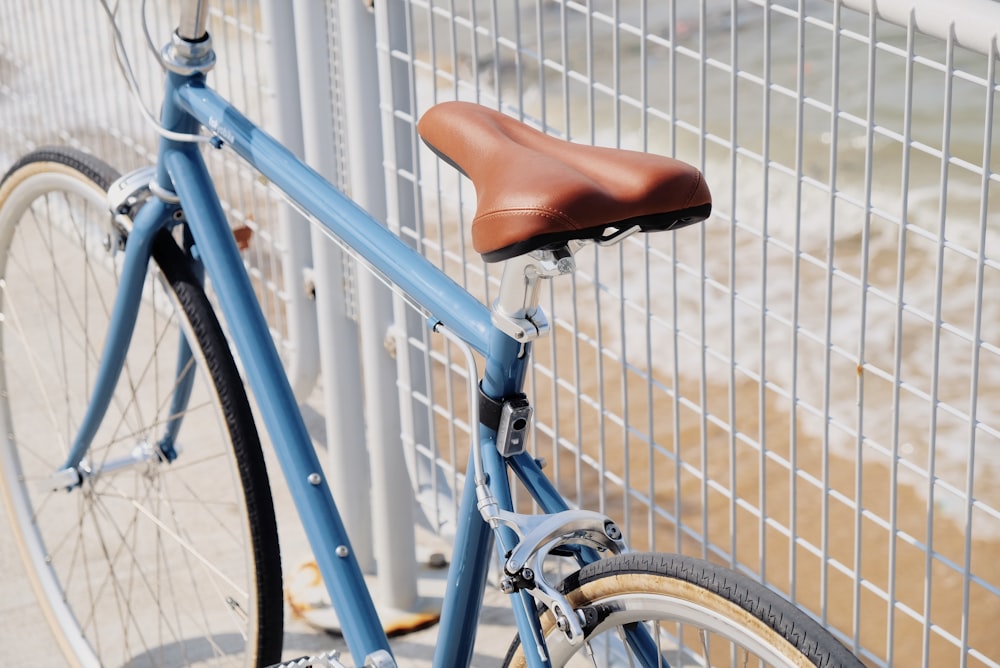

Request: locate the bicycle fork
(48, 185), (186, 488)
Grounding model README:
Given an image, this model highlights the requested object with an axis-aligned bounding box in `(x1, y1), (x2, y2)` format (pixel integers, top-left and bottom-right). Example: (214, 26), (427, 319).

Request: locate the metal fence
(1, 1), (997, 666)
(372, 1), (1000, 666)
(0, 0), (320, 398)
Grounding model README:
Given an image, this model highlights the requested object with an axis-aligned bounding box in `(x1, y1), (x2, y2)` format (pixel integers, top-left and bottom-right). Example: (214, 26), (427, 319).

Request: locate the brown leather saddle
(417, 102), (712, 262)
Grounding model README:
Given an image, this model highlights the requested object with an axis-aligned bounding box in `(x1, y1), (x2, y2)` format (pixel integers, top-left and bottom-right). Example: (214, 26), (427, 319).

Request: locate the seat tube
(432, 448), (495, 668)
(486, 328), (555, 668)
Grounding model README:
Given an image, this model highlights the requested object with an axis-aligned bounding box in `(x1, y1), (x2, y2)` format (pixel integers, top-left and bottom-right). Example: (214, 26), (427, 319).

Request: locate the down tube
(161, 146), (393, 661)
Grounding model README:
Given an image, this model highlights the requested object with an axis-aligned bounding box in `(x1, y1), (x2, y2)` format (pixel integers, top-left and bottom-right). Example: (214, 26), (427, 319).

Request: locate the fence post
(257, 0), (319, 402)
(288, 0), (375, 575)
(336, 0), (420, 612)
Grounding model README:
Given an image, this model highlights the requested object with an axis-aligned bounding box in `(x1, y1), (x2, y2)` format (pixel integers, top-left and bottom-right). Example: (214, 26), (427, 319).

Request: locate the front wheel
(0, 148), (283, 666)
(504, 552), (863, 667)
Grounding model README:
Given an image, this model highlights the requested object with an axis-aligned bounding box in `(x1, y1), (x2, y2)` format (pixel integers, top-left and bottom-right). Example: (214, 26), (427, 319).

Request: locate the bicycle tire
(0, 147), (283, 666)
(503, 552), (863, 668)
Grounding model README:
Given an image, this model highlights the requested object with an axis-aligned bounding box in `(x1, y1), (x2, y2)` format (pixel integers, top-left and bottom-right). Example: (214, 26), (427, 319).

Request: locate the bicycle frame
(58, 58), (593, 668)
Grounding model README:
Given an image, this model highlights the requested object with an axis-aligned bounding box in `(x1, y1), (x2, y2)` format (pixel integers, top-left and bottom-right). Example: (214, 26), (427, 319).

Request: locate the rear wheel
(0, 147), (283, 666)
(504, 552), (863, 667)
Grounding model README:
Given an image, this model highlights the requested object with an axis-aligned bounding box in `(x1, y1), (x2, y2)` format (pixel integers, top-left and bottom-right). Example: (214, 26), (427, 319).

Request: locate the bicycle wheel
(504, 552), (863, 667)
(0, 147), (283, 667)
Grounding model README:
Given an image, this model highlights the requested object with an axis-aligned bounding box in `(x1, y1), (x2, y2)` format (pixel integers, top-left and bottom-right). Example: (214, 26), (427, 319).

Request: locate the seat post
(491, 245), (576, 343)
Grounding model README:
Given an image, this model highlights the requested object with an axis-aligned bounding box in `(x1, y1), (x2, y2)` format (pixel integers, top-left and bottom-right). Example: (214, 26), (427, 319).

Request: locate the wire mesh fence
(1, 0), (997, 666)
(0, 1), (311, 378)
(376, 1), (1000, 665)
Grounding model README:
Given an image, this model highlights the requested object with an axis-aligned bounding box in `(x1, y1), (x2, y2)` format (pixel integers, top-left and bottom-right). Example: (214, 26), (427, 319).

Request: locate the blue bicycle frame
(58, 62), (596, 667)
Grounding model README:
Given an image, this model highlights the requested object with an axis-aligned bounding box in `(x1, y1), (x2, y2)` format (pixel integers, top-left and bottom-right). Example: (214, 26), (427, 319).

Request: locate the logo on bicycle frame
(208, 116), (235, 145)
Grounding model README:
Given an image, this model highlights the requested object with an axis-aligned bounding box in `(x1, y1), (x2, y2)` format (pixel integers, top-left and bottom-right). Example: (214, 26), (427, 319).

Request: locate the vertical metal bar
(610, 0), (631, 542)
(821, 0), (843, 627)
(259, 0), (320, 401)
(668, 0), (683, 560)
(759, 0), (773, 583)
(291, 0), (374, 574)
(787, 0), (807, 604)
(851, 5), (879, 653)
(84, 0), (113, 160)
(697, 0), (709, 563)
(415, 0), (454, 531)
(640, 0), (657, 552)
(370, 0), (422, 610)
(556, 0), (584, 513)
(559, 0), (570, 136)
(961, 37), (995, 668)
(535, 0), (546, 124)
(889, 11), (918, 664)
(919, 22), (958, 668)
(727, 0), (739, 570)
(586, 0), (595, 146)
(490, 1), (501, 105)
(594, 271), (607, 522)
(396, 0), (440, 540)
(932, 28), (956, 668)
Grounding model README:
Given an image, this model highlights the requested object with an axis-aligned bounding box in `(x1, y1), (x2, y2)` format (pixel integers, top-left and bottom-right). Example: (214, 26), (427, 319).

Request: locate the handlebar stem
(177, 0), (210, 42)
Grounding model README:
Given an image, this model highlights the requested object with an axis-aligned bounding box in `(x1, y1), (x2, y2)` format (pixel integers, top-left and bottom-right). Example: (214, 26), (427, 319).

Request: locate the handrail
(838, 0), (999, 56)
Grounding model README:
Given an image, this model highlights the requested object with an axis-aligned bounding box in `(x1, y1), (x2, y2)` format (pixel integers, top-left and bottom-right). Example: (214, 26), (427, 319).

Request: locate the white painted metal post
(370, 0), (441, 535)
(290, 0), (374, 574)
(337, 0), (419, 610)
(258, 0), (320, 402)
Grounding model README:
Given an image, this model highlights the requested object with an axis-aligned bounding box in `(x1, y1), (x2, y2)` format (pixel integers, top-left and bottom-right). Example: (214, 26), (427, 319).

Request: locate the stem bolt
(307, 472), (322, 486)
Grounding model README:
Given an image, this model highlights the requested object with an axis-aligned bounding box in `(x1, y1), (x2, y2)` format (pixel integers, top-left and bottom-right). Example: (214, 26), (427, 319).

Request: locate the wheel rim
(518, 570), (820, 668)
(543, 592), (813, 667)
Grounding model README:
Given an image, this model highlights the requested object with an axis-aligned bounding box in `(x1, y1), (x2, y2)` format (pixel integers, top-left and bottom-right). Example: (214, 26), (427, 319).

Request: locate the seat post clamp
(491, 246), (576, 342)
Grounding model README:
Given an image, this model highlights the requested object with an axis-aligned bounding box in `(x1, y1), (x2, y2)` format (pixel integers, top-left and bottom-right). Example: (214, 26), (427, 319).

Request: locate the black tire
(0, 147), (283, 666)
(504, 552), (863, 667)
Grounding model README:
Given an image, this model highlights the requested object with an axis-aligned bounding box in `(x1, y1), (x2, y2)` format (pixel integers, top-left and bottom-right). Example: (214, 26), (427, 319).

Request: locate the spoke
(160, 471), (248, 655)
(104, 479), (250, 598)
(1, 271), (74, 451)
(91, 493), (155, 664)
(612, 626), (637, 667)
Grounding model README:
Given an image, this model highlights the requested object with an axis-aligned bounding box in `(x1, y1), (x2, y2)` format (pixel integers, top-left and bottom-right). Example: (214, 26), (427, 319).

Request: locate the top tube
(169, 74), (496, 356)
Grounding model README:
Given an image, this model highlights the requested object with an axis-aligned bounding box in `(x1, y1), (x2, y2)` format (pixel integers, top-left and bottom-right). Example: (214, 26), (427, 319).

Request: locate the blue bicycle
(0, 2), (862, 667)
